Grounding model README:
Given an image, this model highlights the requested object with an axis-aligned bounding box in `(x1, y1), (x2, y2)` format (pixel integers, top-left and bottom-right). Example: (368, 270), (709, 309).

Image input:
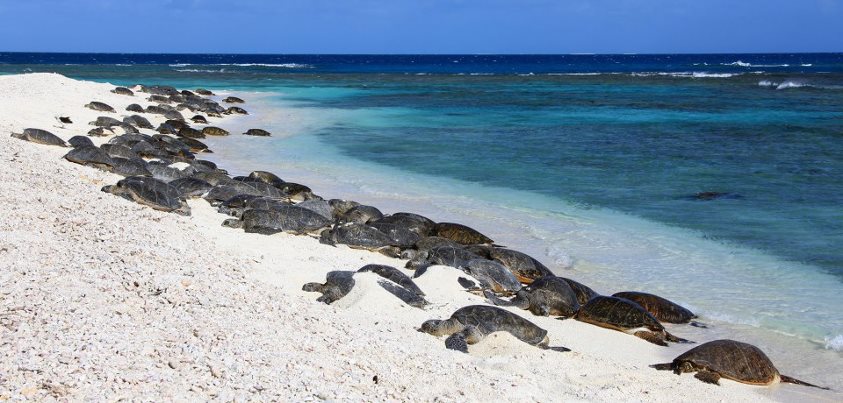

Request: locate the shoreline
(0, 73), (837, 401)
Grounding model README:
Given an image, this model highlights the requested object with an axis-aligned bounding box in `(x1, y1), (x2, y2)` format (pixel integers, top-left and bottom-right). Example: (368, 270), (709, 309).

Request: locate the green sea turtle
(112, 87), (134, 96)
(373, 212), (435, 237)
(64, 146), (116, 171)
(246, 170), (285, 187)
(126, 104), (145, 113)
(89, 116), (122, 127)
(337, 205), (383, 224)
(302, 271), (356, 304)
(328, 199), (360, 218)
(11, 128), (67, 147)
(225, 106), (248, 115)
(459, 259), (522, 295)
(146, 105), (169, 115)
(192, 171), (231, 186)
(147, 162), (191, 182)
(102, 176), (189, 215)
(357, 264), (425, 296)
(223, 96), (245, 104)
(488, 275), (580, 318)
(419, 305), (567, 353)
(217, 194), (264, 216)
(560, 277), (600, 305)
(85, 101), (115, 112)
(101, 143), (139, 160)
(169, 177), (213, 198)
(575, 296), (691, 346)
(368, 221), (421, 249)
(202, 126), (229, 136)
(223, 206), (331, 235)
(123, 115), (153, 129)
(612, 291), (697, 324)
(147, 94), (172, 104)
(175, 136), (210, 153)
(485, 248), (554, 284)
(244, 128), (271, 136)
(296, 199), (333, 220)
(178, 127), (205, 139)
(111, 157), (151, 177)
(433, 222), (494, 245)
(87, 127), (113, 137)
(409, 245), (483, 271)
(165, 110), (185, 121)
(319, 223), (399, 256)
(652, 339), (828, 389)
(191, 115), (208, 124)
(68, 135), (94, 149)
(196, 88), (214, 96)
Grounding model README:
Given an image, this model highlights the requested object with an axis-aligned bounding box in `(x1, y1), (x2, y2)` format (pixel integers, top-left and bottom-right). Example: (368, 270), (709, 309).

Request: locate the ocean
(2, 52), (841, 384)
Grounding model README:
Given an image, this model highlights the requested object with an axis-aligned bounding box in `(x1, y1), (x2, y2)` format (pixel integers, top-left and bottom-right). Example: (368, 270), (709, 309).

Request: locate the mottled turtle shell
(670, 340), (779, 385)
(433, 222), (494, 245)
(488, 248), (553, 284)
(462, 259), (522, 294)
(560, 277), (600, 305)
(85, 101), (115, 112)
(612, 291), (696, 324)
(518, 275), (580, 317)
(576, 296), (663, 332)
(451, 305), (548, 346)
(240, 206), (331, 235)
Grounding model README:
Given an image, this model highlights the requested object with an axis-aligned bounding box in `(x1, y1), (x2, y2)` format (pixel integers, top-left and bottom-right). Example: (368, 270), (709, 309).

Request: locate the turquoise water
(2, 53), (842, 385)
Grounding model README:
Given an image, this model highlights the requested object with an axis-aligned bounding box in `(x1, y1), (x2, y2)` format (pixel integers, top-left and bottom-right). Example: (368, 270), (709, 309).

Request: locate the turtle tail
(780, 375), (830, 390)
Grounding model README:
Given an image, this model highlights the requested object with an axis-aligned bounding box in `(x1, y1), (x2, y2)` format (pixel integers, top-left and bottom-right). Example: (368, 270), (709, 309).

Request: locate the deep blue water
(2, 54), (843, 373)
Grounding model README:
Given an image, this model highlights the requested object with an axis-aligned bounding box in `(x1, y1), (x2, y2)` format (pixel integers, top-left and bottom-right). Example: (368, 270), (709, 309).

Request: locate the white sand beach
(0, 73), (837, 401)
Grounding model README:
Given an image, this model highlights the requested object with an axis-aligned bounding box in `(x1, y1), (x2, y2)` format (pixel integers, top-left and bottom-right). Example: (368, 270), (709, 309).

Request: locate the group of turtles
(10, 83), (829, 392)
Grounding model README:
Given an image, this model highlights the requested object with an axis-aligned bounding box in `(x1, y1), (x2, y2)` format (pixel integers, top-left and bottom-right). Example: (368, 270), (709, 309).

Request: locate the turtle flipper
(634, 331), (668, 346)
(690, 321), (708, 328)
(780, 375), (830, 390)
(458, 277), (477, 289)
(664, 331), (694, 344)
(445, 333), (469, 353)
(694, 370), (721, 385)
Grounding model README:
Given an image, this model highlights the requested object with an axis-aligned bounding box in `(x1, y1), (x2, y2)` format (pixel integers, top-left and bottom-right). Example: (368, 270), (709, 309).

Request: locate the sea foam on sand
(0, 73), (836, 402)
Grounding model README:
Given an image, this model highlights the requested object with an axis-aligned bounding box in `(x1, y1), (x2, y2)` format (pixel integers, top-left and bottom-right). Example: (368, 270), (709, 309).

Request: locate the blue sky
(0, 0), (841, 53)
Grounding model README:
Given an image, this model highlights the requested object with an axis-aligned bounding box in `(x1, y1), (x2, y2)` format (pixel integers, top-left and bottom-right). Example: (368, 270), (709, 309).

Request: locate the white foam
(724, 60), (752, 67)
(169, 63), (313, 68)
(801, 63), (813, 67)
(776, 80), (808, 90)
(758, 80), (777, 87)
(825, 334), (843, 351)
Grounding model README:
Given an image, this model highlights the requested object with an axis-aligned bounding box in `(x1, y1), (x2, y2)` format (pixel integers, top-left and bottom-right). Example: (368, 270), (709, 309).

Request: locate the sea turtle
(178, 127), (205, 139)
(337, 205), (383, 225)
(483, 248), (554, 284)
(225, 106), (248, 115)
(575, 296), (691, 346)
(217, 194), (264, 216)
(126, 104), (145, 113)
(276, 182), (313, 201)
(85, 101), (115, 112)
(89, 116), (123, 127)
(123, 115), (153, 129)
(488, 275), (580, 318)
(102, 176), (189, 215)
(368, 221), (421, 249)
(296, 199), (334, 220)
(112, 87), (134, 96)
(459, 259), (522, 295)
(319, 223), (399, 256)
(223, 96), (245, 104)
(223, 206), (331, 235)
(148, 94), (172, 104)
(202, 126), (229, 136)
(87, 127), (113, 137)
(612, 291), (697, 324)
(11, 128), (67, 147)
(410, 245), (483, 271)
(146, 105), (169, 115)
(168, 177), (213, 198)
(101, 143), (139, 160)
(146, 162), (191, 182)
(373, 212), (435, 237)
(246, 170), (284, 187)
(147, 85), (179, 96)
(68, 135), (94, 149)
(164, 110), (185, 121)
(195, 88), (214, 96)
(192, 171), (231, 186)
(419, 305), (565, 353)
(433, 222), (494, 245)
(64, 146), (116, 171)
(111, 157), (151, 177)
(244, 128), (271, 136)
(191, 115), (208, 124)
(118, 123), (140, 134)
(328, 199), (360, 218)
(560, 277), (600, 305)
(357, 264), (425, 296)
(176, 136), (210, 153)
(302, 271), (356, 304)
(651, 339), (828, 389)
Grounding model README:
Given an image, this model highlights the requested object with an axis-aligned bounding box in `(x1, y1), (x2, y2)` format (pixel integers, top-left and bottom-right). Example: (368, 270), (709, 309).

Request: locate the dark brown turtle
(337, 205), (383, 225)
(433, 222), (494, 245)
(123, 115), (153, 129)
(224, 106), (248, 115)
(575, 296), (691, 346)
(111, 87), (134, 96)
(486, 248), (553, 284)
(190, 115), (208, 124)
(195, 88), (214, 96)
(87, 127), (113, 137)
(126, 104), (145, 113)
(302, 271), (355, 305)
(652, 340), (828, 389)
(612, 291), (697, 324)
(489, 275), (580, 318)
(223, 96), (245, 103)
(68, 135), (94, 149)
(11, 128), (67, 147)
(202, 126), (229, 136)
(460, 259), (522, 295)
(223, 206), (331, 235)
(319, 223), (399, 256)
(64, 146), (116, 171)
(244, 128), (271, 136)
(419, 305), (568, 353)
(373, 212), (435, 237)
(178, 127), (205, 139)
(101, 176), (189, 215)
(85, 101), (115, 112)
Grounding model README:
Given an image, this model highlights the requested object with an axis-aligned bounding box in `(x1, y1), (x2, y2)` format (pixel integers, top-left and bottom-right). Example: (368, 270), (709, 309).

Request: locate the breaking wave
(169, 63), (313, 68)
(825, 334), (843, 351)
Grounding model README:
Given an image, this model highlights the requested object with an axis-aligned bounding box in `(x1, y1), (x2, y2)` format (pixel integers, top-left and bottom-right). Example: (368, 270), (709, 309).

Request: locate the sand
(0, 73), (837, 402)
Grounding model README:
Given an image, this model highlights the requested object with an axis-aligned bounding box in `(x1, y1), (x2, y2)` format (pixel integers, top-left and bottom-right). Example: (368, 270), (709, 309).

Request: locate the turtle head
(221, 218), (243, 229)
(10, 132), (24, 140)
(419, 319), (444, 335)
(101, 185), (116, 194)
(302, 282), (324, 293)
(318, 228), (336, 246)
